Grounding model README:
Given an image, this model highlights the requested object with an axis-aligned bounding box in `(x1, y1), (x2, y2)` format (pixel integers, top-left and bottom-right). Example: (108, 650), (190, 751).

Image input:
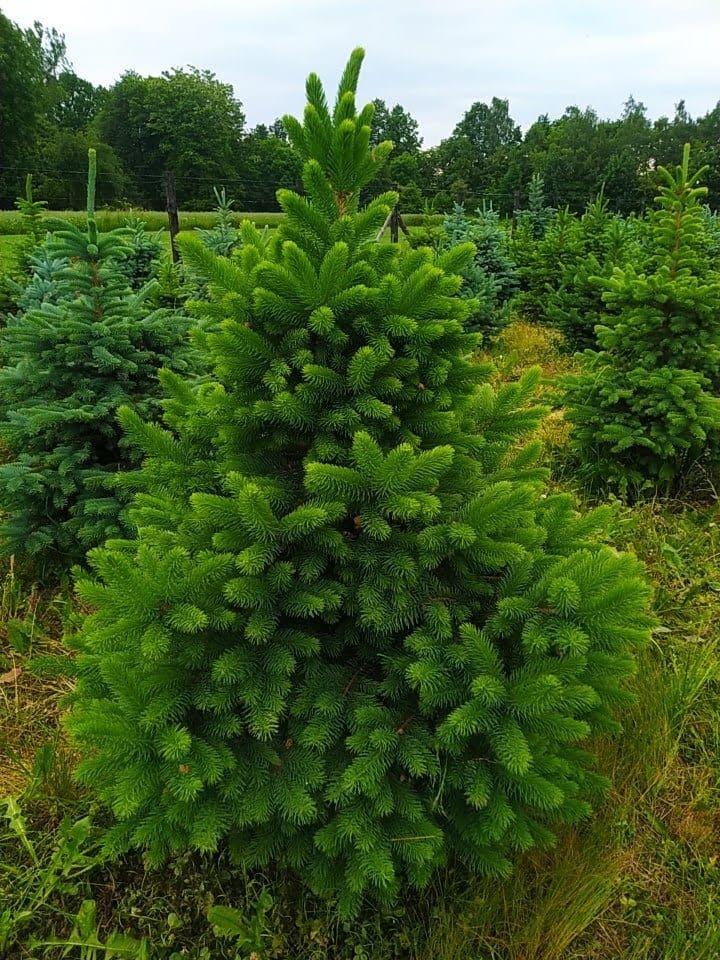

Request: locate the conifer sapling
(0, 149), (196, 565)
(563, 144), (720, 495)
(67, 53), (654, 914)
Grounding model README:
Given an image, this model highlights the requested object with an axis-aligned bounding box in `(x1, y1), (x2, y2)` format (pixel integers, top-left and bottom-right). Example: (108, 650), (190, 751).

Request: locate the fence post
(164, 169), (180, 263)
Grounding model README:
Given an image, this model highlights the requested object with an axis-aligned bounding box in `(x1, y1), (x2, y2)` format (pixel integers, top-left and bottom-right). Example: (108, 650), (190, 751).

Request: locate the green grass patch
(0, 210), (440, 236)
(0, 234), (28, 273)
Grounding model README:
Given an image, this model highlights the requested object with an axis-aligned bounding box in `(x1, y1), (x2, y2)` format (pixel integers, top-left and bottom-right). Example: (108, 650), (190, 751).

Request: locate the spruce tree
(442, 202), (518, 336)
(196, 186), (241, 257)
(511, 174), (554, 291)
(118, 216), (164, 291)
(515, 207), (584, 323)
(702, 204), (720, 262)
(547, 193), (639, 351)
(516, 173), (554, 241)
(15, 174), (47, 250)
(10, 243), (67, 314)
(0, 150), (196, 564)
(0, 175), (49, 316)
(67, 52), (653, 914)
(564, 145), (720, 494)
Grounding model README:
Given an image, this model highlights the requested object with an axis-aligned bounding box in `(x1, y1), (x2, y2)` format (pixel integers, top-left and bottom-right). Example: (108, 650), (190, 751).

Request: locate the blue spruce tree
(442, 202), (518, 336)
(67, 52), (653, 914)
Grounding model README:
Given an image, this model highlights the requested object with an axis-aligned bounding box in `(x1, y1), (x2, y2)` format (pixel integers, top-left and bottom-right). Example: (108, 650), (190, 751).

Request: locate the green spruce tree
(515, 207), (584, 323)
(15, 174), (47, 249)
(563, 144), (720, 494)
(511, 174), (555, 290)
(67, 52), (653, 914)
(0, 149), (196, 565)
(196, 186), (241, 257)
(0, 175), (49, 316)
(701, 204), (720, 262)
(516, 173), (554, 241)
(118, 216), (165, 291)
(547, 192), (640, 351)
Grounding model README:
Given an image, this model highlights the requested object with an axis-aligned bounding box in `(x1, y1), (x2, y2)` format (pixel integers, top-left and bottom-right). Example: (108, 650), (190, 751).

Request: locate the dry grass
(0, 566), (76, 798)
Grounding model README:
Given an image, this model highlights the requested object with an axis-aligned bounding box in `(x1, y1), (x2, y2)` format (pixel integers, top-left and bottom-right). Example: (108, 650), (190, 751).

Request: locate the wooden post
(390, 205), (399, 243)
(164, 169), (180, 263)
(376, 204), (410, 243)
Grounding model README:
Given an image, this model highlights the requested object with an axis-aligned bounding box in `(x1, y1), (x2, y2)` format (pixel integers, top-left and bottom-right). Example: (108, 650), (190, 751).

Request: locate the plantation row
(1, 48), (719, 957)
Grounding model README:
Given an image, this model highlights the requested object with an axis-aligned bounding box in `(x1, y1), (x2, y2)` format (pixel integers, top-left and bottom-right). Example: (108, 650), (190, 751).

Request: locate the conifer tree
(702, 204), (720, 262)
(118, 216), (164, 291)
(516, 173), (554, 241)
(511, 174), (555, 291)
(564, 145), (720, 494)
(0, 150), (196, 565)
(0, 175), (49, 316)
(68, 52), (653, 914)
(15, 174), (47, 250)
(442, 202), (517, 335)
(514, 207), (584, 323)
(9, 243), (67, 314)
(547, 193), (639, 351)
(196, 186), (241, 257)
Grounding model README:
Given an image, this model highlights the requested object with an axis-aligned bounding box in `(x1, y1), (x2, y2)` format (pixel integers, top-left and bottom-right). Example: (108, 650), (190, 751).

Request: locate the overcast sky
(4, 0), (720, 145)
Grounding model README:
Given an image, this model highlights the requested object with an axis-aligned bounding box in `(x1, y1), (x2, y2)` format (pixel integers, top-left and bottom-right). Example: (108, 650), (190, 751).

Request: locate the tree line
(1, 11), (719, 214)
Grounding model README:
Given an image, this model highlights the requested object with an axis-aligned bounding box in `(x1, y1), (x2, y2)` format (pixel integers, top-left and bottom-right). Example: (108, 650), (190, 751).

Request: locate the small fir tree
(196, 187), (241, 257)
(702, 204), (720, 262)
(0, 175), (49, 316)
(118, 216), (165, 290)
(0, 150), (196, 565)
(68, 52), (653, 914)
(15, 174), (48, 249)
(515, 207), (584, 323)
(442, 202), (518, 335)
(563, 145), (720, 495)
(10, 242), (67, 314)
(511, 174), (555, 287)
(547, 193), (640, 351)
(516, 173), (554, 241)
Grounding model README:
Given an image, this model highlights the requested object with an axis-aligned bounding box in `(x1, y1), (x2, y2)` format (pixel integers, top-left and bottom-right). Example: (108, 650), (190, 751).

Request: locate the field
(0, 210), (439, 236)
(1, 306), (718, 959)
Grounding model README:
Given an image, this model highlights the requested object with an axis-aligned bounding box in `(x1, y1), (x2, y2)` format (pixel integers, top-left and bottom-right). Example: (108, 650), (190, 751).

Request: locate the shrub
(563, 145), (720, 496)
(68, 52), (653, 915)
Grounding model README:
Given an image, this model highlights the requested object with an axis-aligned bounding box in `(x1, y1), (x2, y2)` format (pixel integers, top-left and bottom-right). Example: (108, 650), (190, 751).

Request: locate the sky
(4, 0), (720, 145)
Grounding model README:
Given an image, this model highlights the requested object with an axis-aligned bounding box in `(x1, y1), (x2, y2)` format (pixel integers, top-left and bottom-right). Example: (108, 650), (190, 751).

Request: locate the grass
(0, 234), (27, 274)
(0, 320), (718, 958)
(0, 209), (440, 236)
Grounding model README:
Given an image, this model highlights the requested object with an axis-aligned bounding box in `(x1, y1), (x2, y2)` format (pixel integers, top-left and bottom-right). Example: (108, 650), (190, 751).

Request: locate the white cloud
(4, 0), (720, 144)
